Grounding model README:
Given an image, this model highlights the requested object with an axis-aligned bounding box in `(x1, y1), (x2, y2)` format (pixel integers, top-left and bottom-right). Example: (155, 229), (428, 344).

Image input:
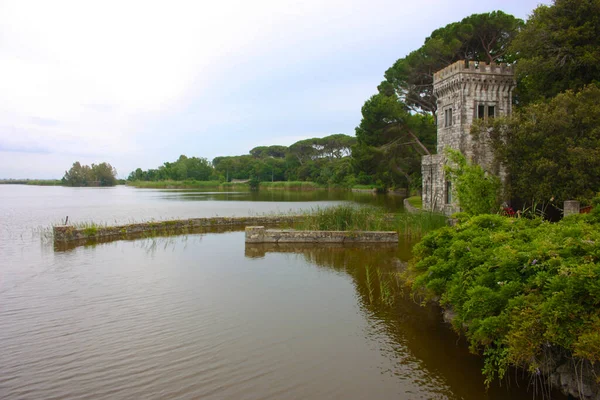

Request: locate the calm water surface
(0, 185), (564, 399)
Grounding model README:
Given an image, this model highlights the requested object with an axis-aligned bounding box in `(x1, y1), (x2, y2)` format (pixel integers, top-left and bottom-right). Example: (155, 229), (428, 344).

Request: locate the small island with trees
(62, 162), (118, 187)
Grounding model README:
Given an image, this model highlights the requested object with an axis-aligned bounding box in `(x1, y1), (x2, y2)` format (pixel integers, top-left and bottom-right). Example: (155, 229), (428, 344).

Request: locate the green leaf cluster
(128, 155), (213, 182)
(352, 93), (436, 190)
(511, 0), (600, 105)
(213, 134), (357, 186)
(383, 11), (523, 115)
(409, 203), (600, 384)
(444, 148), (501, 215)
(487, 84), (600, 207)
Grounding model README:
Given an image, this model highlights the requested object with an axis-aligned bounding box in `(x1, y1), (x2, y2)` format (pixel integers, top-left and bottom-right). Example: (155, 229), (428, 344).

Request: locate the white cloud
(0, 0), (550, 178)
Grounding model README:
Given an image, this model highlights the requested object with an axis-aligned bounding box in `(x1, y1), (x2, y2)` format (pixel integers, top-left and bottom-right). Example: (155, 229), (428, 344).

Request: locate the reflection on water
(0, 186), (566, 399)
(158, 189), (406, 211)
(245, 242), (566, 400)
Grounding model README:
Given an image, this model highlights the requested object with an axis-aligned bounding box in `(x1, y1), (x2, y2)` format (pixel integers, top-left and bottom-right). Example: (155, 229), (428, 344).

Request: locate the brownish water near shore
(0, 185), (566, 399)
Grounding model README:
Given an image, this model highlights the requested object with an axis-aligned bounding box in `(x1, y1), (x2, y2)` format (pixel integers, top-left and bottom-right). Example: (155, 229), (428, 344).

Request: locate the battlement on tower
(423, 60), (515, 215)
(433, 60), (514, 84)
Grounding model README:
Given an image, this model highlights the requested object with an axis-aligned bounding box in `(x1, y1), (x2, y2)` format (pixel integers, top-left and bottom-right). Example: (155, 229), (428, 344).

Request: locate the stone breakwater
(403, 198), (420, 214)
(245, 226), (398, 243)
(53, 216), (304, 242)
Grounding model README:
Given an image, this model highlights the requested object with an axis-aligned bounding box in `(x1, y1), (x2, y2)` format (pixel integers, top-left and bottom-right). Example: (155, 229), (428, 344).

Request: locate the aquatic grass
(365, 264), (375, 304)
(394, 212), (448, 238)
(377, 268), (395, 307)
(291, 205), (393, 231)
(288, 204), (447, 237)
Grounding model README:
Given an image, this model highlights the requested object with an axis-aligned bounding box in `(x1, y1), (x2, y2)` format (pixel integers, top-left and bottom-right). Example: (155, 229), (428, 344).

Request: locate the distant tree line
(128, 134), (359, 187)
(128, 0), (600, 204)
(63, 162), (118, 187)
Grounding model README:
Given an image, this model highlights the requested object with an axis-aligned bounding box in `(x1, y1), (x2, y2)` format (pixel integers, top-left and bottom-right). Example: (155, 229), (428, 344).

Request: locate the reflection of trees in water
(158, 190), (405, 212)
(245, 243), (546, 400)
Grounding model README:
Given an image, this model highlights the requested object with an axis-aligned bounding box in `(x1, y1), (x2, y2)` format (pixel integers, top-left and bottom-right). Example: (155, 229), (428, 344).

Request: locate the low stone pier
(53, 216), (304, 242)
(245, 226), (398, 243)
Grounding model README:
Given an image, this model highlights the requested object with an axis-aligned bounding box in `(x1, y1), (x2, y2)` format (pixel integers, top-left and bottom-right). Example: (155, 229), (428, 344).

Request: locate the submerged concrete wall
(245, 226), (398, 243)
(53, 216), (304, 242)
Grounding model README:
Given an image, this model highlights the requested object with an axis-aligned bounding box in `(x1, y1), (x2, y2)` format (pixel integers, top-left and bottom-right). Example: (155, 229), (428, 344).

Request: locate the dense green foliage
(408, 203), (600, 384)
(63, 162), (117, 187)
(486, 85), (600, 207)
(128, 155), (213, 182)
(352, 11), (522, 190)
(214, 134), (356, 185)
(382, 11), (522, 115)
(511, 0), (600, 105)
(129, 134), (357, 187)
(353, 94), (436, 190)
(444, 149), (501, 215)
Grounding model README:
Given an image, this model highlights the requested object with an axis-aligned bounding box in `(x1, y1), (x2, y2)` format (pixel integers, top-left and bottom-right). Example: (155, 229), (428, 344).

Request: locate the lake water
(0, 185), (564, 399)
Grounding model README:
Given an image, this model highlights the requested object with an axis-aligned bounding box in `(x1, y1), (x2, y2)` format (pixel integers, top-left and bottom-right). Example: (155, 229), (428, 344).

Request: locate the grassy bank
(27, 180), (63, 186)
(127, 180), (249, 189)
(289, 205), (447, 238)
(0, 179), (62, 186)
(259, 181), (324, 190)
(406, 202), (600, 389)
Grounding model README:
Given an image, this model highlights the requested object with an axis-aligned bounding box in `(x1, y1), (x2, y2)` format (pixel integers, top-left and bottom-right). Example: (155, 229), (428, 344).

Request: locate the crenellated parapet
(422, 60), (515, 215)
(433, 60), (515, 98)
(433, 60), (513, 82)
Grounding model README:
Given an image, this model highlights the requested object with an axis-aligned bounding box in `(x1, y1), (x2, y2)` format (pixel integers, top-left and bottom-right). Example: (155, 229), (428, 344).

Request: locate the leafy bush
(408, 203), (600, 384)
(444, 148), (501, 216)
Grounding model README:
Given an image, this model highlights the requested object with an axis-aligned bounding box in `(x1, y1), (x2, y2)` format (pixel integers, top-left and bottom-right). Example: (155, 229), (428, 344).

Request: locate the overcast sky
(0, 0), (550, 179)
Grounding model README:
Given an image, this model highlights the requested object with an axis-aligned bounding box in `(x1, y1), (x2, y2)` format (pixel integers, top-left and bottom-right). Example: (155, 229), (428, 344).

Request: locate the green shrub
(407, 203), (600, 384)
(444, 148), (501, 215)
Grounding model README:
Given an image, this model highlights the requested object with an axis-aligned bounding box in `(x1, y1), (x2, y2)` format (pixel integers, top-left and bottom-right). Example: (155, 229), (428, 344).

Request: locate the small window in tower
(444, 108), (453, 127)
(446, 181), (452, 204)
(488, 105), (495, 118)
(478, 104), (485, 119)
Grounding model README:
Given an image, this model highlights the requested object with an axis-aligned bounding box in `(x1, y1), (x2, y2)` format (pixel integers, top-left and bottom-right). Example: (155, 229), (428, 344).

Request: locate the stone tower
(421, 60), (515, 214)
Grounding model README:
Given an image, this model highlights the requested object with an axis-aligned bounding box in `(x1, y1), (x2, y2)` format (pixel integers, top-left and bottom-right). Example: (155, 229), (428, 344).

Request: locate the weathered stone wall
(421, 154), (445, 212)
(564, 200), (581, 217)
(422, 60), (515, 214)
(53, 216), (304, 242)
(245, 226), (398, 243)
